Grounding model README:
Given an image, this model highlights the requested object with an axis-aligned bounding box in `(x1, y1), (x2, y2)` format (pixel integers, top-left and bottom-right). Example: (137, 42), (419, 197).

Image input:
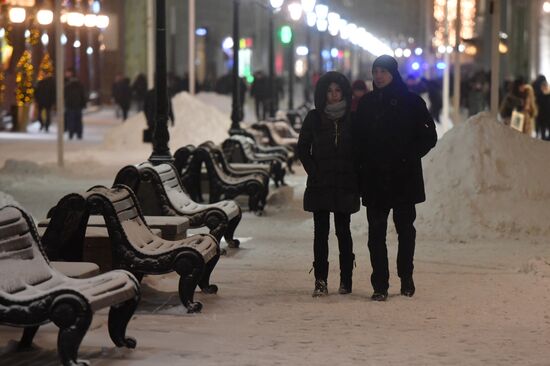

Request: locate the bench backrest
(229, 135), (258, 161)
(137, 162), (200, 212)
(0, 206), (52, 295)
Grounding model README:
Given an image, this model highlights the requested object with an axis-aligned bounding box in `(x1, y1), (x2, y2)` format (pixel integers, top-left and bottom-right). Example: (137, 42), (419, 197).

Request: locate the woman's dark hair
(313, 71), (352, 111)
(532, 75), (547, 97)
(511, 77), (526, 97)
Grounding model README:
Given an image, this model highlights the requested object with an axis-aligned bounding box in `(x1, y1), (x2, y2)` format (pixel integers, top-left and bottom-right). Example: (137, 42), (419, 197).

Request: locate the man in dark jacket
(64, 69), (87, 139)
(354, 55), (437, 301)
(34, 75), (55, 132)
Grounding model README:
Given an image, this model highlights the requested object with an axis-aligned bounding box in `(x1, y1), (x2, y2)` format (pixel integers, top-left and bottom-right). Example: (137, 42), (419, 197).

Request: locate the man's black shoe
(400, 277), (415, 297)
(371, 291), (388, 301)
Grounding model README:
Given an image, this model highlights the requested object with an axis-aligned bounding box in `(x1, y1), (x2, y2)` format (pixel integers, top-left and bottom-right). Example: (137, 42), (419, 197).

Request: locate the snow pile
(0, 191), (21, 207)
(195, 91), (256, 123)
(103, 92), (231, 151)
(418, 112), (550, 241)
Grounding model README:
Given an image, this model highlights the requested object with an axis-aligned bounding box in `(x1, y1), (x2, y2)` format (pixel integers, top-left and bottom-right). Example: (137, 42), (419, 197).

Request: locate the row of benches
(0, 128), (300, 365)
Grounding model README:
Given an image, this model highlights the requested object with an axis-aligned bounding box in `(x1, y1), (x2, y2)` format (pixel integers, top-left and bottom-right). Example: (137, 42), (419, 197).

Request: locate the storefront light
(0, 28), (5, 38)
(60, 33), (67, 45)
(37, 9), (53, 25)
(403, 48), (411, 58)
(9, 7), (26, 24)
(296, 45), (309, 56)
(86, 46), (93, 55)
(414, 47), (423, 56)
(544, 1), (550, 13)
(316, 18), (328, 32)
(73, 39), (81, 48)
(92, 0), (101, 14)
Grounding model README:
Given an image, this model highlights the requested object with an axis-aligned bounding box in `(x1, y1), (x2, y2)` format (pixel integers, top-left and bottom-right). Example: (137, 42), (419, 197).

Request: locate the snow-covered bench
(193, 146), (268, 214)
(0, 205), (140, 366)
(114, 161), (242, 248)
(42, 185), (220, 313)
(222, 134), (288, 185)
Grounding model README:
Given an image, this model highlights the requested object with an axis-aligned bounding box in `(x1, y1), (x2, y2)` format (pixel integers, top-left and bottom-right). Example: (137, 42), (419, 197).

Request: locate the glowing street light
(306, 12), (317, 27)
(314, 4), (328, 20)
(544, 1), (550, 13)
(84, 14), (97, 28)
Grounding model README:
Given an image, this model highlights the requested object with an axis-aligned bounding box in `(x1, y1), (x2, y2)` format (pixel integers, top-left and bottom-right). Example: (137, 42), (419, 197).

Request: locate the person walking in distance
(298, 71), (360, 297)
(64, 68), (87, 140)
(354, 55), (437, 301)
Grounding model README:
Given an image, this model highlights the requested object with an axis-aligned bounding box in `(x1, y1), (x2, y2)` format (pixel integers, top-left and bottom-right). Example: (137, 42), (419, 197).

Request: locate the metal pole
(149, 0), (172, 163)
(288, 35), (294, 110)
(147, 0), (155, 89)
(453, 0), (462, 123)
(442, 0), (451, 125)
(268, 9), (276, 117)
(305, 25), (311, 103)
(55, 0), (64, 167)
(318, 31), (324, 73)
(230, 0), (241, 131)
(189, 0), (196, 95)
(490, 0), (501, 117)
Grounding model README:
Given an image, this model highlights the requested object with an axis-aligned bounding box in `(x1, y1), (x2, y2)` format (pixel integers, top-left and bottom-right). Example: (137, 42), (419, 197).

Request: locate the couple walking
(298, 55), (437, 301)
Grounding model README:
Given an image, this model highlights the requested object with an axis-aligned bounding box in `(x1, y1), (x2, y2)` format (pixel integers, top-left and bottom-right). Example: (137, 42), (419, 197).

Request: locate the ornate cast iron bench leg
(224, 211), (242, 248)
(199, 251), (220, 294)
(17, 326), (40, 350)
(50, 295), (93, 366)
(174, 254), (204, 313)
(108, 295), (140, 349)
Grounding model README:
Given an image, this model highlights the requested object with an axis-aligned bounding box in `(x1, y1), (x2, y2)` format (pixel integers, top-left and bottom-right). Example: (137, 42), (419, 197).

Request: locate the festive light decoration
(15, 50), (34, 107)
(37, 52), (54, 81)
(433, 0), (477, 51)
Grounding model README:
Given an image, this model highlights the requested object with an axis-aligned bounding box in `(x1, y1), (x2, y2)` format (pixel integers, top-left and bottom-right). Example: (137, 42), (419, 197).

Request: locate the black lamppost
(230, 0), (241, 132)
(286, 29), (294, 110)
(149, 0), (172, 164)
(268, 10), (276, 118)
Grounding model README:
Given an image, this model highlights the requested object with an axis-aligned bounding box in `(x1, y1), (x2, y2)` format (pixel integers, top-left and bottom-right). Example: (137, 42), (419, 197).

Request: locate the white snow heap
(103, 92), (231, 151)
(418, 112), (550, 241)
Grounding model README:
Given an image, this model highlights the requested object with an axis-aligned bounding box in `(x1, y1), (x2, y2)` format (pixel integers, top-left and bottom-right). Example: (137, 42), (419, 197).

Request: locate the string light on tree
(15, 50), (34, 107)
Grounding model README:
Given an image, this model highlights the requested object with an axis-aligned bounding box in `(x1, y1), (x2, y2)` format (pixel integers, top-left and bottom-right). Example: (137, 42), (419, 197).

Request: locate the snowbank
(103, 92), (231, 152)
(0, 191), (20, 207)
(418, 112), (550, 241)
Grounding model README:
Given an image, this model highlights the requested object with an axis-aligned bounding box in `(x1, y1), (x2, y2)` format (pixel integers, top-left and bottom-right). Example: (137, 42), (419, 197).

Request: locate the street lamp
(8, 8), (26, 23)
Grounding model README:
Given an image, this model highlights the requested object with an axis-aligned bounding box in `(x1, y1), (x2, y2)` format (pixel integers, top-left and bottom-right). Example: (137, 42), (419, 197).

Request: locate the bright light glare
(73, 40), (81, 48)
(270, 0), (284, 9)
(61, 34), (67, 45)
(41, 33), (49, 46)
(394, 48), (403, 57)
(403, 48), (411, 58)
(544, 1), (550, 13)
(301, 0), (316, 13)
(316, 19), (328, 32)
(67, 12), (85, 27)
(37, 9), (54, 25)
(331, 48), (339, 58)
(306, 12), (317, 27)
(86, 46), (93, 55)
(84, 14), (97, 27)
(296, 46), (309, 56)
(315, 4), (328, 19)
(411, 62), (420, 71)
(96, 15), (110, 29)
(414, 47), (423, 56)
(9, 8), (26, 24)
(288, 3), (303, 21)
(222, 37), (233, 50)
(436, 61), (446, 70)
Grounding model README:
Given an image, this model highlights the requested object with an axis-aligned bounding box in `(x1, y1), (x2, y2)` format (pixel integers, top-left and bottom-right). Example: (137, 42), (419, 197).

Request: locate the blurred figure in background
(533, 75), (550, 140)
(132, 73), (148, 112)
(34, 75), (55, 132)
(112, 73), (132, 121)
(350, 79), (369, 119)
(64, 68), (87, 140)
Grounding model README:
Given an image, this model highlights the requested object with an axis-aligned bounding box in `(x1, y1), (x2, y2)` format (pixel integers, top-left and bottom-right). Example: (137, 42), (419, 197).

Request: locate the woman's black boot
(338, 253), (354, 294)
(312, 261), (329, 297)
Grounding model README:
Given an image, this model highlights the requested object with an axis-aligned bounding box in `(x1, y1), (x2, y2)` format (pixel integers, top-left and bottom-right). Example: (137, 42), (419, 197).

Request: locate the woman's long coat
(298, 72), (360, 213)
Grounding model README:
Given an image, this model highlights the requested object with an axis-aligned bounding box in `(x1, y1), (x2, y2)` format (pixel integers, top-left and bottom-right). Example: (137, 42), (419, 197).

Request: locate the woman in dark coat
(298, 71), (360, 297)
(354, 55), (437, 301)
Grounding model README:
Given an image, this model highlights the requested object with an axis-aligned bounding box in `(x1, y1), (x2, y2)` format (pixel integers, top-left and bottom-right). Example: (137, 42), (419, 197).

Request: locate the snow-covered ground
(1, 97), (550, 365)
